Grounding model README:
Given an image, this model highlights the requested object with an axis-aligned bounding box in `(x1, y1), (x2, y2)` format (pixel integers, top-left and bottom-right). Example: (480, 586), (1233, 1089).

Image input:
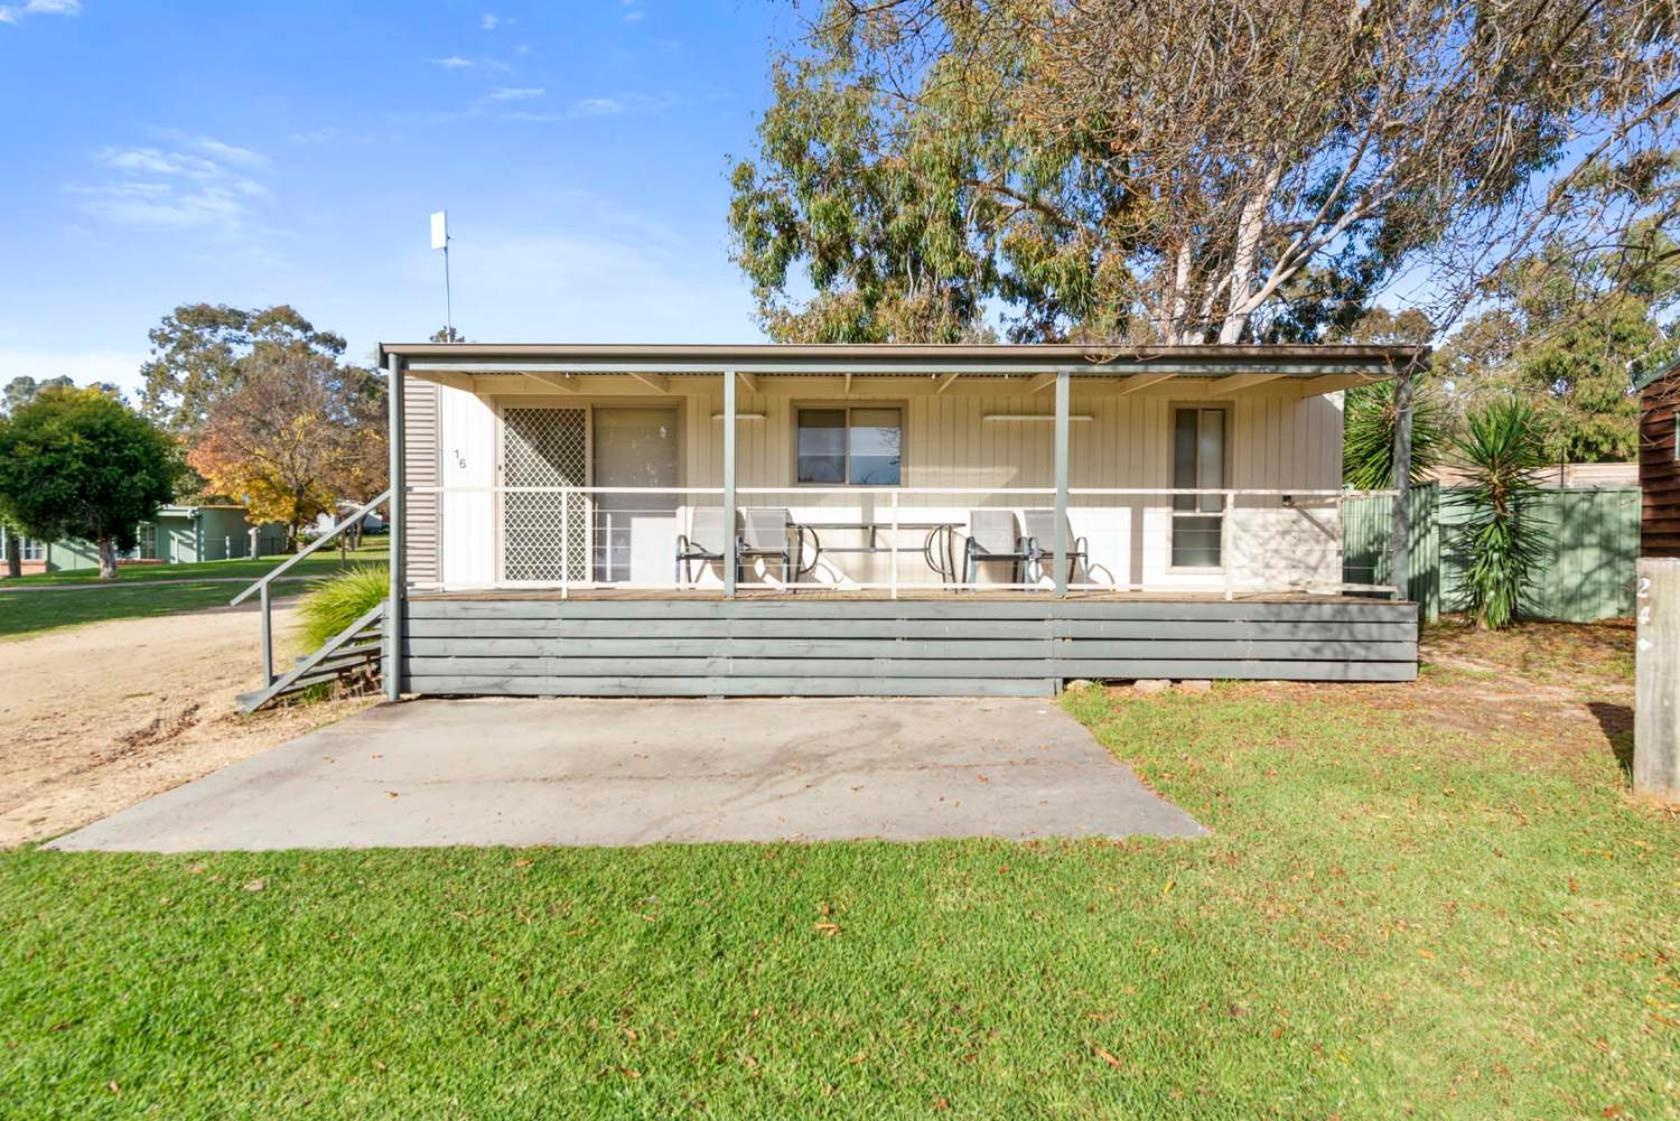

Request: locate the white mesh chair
(963, 510), (1032, 586)
(1023, 510), (1088, 585)
(675, 507), (728, 585)
(738, 508), (796, 586)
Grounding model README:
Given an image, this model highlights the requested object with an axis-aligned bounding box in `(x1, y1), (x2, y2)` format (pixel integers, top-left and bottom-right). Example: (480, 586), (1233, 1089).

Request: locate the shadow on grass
(1589, 701), (1635, 779)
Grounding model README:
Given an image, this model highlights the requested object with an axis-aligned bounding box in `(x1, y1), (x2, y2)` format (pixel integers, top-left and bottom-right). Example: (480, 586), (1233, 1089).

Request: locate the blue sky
(0, 0), (796, 394)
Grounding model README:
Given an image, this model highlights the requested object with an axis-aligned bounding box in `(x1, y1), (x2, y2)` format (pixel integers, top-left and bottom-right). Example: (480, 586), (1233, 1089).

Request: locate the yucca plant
(298, 565), (389, 650)
(1343, 377), (1449, 489)
(1452, 398), (1549, 630)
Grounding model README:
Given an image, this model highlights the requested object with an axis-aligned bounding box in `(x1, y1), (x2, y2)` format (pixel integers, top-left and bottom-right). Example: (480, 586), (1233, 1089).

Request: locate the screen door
(501, 407), (589, 582)
(592, 408), (679, 582)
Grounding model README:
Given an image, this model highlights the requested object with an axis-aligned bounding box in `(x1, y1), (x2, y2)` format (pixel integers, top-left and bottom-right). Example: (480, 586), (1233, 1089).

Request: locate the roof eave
(376, 342), (1428, 379)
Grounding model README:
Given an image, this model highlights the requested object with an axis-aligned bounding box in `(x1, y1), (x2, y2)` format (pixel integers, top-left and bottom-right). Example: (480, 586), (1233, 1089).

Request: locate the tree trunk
(4, 530), (19, 579)
(97, 536), (119, 581)
(1218, 167), (1282, 344)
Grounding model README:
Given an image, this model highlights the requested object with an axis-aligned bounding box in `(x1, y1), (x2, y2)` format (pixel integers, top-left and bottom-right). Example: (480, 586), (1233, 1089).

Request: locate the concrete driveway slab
(46, 697), (1205, 851)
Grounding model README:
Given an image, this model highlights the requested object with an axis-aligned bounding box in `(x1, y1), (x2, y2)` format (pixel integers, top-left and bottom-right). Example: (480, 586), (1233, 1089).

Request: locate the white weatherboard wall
(438, 384), (496, 587)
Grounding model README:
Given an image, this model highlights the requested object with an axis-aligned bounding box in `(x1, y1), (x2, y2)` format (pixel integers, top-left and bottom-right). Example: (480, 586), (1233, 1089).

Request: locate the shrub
(1343, 376), (1449, 490)
(298, 565), (388, 650)
(1452, 398), (1549, 630)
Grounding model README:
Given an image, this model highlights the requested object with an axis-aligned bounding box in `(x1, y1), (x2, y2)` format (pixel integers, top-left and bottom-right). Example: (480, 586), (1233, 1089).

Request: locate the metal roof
(1633, 357), (1680, 392)
(376, 341), (1427, 378)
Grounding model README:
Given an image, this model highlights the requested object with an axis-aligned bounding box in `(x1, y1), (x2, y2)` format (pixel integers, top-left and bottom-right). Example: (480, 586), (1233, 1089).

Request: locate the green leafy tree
(1, 376), (122, 576)
(140, 303), (348, 436)
(3, 375), (73, 414)
(0, 389), (182, 579)
(1452, 398), (1550, 629)
(730, 0), (1678, 344)
(1445, 223), (1680, 462)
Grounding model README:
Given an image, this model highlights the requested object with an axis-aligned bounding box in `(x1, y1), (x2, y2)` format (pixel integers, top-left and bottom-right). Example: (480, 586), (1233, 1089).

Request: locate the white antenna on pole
(430, 210), (453, 339)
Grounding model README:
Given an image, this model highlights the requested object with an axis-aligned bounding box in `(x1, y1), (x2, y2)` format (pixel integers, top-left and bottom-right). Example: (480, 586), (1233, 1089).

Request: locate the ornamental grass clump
(298, 565), (388, 650)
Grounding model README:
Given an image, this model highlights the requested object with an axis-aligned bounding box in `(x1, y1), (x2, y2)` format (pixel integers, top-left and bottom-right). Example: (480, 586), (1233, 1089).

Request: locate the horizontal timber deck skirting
(401, 595), (1417, 697)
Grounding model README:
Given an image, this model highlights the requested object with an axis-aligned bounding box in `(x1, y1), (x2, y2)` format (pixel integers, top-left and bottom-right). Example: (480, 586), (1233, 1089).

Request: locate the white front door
(440, 385), (496, 587)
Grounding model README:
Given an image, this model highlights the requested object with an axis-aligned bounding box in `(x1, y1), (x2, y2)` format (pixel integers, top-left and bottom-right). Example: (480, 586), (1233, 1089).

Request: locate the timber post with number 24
(1634, 557), (1680, 805)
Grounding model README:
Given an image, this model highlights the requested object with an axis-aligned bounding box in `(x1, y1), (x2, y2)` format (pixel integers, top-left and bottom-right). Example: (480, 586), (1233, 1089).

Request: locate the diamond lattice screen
(502, 407), (589, 581)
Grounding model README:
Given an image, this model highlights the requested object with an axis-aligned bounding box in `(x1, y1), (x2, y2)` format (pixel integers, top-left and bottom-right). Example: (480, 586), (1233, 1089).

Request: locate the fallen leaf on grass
(1093, 1046), (1124, 1069)
(243, 879), (266, 893)
(814, 921), (842, 936)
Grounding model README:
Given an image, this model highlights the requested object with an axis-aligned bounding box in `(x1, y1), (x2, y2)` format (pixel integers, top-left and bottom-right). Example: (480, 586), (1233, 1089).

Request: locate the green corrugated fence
(1342, 485), (1640, 623)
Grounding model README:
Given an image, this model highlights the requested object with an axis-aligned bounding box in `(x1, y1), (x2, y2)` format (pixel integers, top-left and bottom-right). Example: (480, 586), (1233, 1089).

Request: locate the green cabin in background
(0, 504), (286, 576)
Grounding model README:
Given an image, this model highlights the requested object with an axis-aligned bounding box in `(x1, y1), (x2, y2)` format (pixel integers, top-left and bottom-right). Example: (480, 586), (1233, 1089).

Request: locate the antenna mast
(430, 211), (453, 339)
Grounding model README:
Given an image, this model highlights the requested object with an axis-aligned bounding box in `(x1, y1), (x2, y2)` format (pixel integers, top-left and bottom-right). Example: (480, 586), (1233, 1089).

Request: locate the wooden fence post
(1635, 557), (1680, 805)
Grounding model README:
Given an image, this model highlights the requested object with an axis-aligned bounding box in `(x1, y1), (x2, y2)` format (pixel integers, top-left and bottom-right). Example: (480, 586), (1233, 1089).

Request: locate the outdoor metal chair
(675, 506), (728, 585)
(738, 507), (797, 586)
(962, 510), (1032, 586)
(1022, 510), (1089, 585)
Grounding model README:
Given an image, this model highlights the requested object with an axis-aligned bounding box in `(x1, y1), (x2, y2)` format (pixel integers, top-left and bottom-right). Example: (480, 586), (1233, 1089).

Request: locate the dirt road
(0, 605), (377, 847)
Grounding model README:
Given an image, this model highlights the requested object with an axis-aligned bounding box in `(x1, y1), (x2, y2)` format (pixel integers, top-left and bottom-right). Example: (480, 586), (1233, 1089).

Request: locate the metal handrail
(229, 489), (391, 606)
(230, 488), (391, 687)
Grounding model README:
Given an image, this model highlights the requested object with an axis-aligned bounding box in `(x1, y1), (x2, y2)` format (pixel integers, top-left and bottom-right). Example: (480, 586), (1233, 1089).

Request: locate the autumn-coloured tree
(188, 348), (386, 548)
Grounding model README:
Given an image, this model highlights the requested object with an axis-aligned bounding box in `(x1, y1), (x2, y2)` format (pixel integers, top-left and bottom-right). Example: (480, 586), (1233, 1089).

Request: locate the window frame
(1167, 403), (1232, 573)
(792, 402), (907, 488)
(19, 536), (44, 562)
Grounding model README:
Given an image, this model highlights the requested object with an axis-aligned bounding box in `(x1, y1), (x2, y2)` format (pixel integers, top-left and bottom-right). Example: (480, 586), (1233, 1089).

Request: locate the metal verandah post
(723, 369), (737, 597)
(1390, 362), (1415, 602)
(385, 352), (405, 701)
(1053, 370), (1071, 595)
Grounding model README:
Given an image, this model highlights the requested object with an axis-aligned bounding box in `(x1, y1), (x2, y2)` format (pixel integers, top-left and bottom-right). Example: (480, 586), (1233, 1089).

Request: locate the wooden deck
(399, 591), (1418, 698)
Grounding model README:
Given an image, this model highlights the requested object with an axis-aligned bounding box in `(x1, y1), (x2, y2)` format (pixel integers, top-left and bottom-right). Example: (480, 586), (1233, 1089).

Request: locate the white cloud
(623, 10), (644, 22)
(487, 86), (543, 102)
(427, 55), (474, 69)
(479, 12), (499, 30)
(71, 138), (271, 234)
(0, 0), (81, 25)
(572, 97), (623, 116)
(503, 93), (679, 123)
(190, 137), (266, 167)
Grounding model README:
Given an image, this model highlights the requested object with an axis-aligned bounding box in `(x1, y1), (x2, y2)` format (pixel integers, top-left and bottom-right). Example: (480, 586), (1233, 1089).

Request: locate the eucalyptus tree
(730, 0), (1680, 343)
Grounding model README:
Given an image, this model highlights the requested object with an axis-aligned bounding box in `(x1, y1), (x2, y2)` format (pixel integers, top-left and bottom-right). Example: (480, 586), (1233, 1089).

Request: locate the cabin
(0, 504), (285, 576)
(374, 343), (1426, 698)
(1638, 358), (1680, 559)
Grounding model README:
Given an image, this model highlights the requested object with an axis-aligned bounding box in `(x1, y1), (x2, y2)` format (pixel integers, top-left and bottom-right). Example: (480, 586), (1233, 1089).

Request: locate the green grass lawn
(4, 537), (387, 587)
(0, 541), (389, 638)
(1, 630), (1674, 1118)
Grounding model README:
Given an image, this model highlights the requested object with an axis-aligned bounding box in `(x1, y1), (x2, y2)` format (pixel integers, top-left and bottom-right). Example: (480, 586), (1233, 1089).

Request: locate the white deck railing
(405, 484), (1401, 600)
